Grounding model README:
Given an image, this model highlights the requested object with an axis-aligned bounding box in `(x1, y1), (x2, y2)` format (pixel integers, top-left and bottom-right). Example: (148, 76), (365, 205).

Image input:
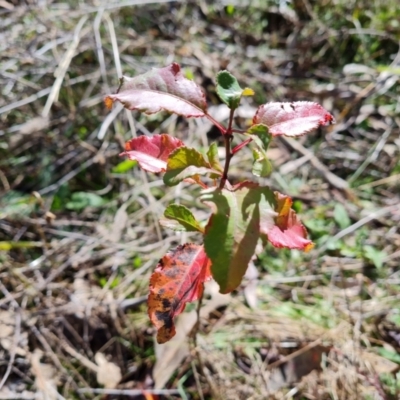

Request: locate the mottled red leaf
(105, 63), (207, 118)
(120, 134), (184, 173)
(252, 101), (335, 137)
(262, 192), (314, 251)
(148, 243), (211, 344)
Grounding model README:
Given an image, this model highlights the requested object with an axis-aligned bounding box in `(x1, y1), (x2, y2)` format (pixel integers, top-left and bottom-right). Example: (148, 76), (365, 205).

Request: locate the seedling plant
(105, 63), (334, 344)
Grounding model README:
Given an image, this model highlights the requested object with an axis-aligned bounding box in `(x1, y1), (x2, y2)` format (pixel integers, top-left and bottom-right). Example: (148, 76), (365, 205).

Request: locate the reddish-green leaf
(148, 244), (211, 344)
(105, 63), (207, 118)
(120, 134), (184, 173)
(252, 101), (335, 137)
(163, 147), (221, 186)
(261, 192), (314, 251)
(159, 204), (204, 232)
(201, 183), (276, 294)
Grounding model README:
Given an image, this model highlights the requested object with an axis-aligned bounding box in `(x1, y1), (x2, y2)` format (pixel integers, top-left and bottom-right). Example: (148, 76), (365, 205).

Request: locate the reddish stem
(205, 113), (227, 135)
(232, 138), (253, 155)
(231, 128), (247, 134)
(219, 108), (235, 189)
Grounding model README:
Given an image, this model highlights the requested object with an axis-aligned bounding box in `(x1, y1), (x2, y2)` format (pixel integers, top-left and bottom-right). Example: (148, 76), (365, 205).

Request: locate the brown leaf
(148, 243), (211, 344)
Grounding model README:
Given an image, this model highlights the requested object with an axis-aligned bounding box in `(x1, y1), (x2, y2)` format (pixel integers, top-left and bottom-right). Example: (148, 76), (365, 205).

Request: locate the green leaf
(207, 142), (223, 173)
(164, 147), (220, 186)
(112, 159), (137, 173)
(66, 192), (105, 211)
(333, 203), (351, 229)
(0, 191), (37, 218)
(388, 313), (400, 327)
(226, 4), (235, 15)
(252, 149), (272, 177)
(201, 183), (276, 293)
(247, 125), (273, 177)
(159, 204), (204, 232)
(0, 241), (43, 250)
(216, 70), (243, 110)
(377, 347), (400, 364)
(363, 245), (386, 269)
(207, 142), (224, 179)
(247, 124), (272, 152)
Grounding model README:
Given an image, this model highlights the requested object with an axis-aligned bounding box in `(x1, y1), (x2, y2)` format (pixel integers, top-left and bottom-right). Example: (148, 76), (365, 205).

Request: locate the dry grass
(1, 1), (400, 399)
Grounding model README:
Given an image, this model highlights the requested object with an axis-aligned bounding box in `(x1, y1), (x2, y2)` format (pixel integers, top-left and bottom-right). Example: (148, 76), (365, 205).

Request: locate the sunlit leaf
(247, 124), (272, 151)
(159, 204), (204, 232)
(148, 244), (211, 343)
(121, 134), (184, 173)
(201, 182), (276, 293)
(163, 147), (221, 186)
(105, 63), (207, 118)
(252, 101), (335, 137)
(0, 241), (43, 250)
(111, 159), (137, 173)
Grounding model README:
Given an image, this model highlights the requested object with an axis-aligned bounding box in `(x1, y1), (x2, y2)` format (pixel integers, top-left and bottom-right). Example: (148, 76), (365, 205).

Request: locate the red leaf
(148, 243), (212, 344)
(262, 192), (314, 251)
(105, 63), (207, 118)
(252, 101), (335, 137)
(121, 134), (184, 173)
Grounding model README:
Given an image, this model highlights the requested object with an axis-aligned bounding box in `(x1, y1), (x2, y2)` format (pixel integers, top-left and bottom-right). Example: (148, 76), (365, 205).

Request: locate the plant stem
(205, 113), (227, 135)
(219, 108), (235, 189)
(191, 289), (221, 400)
(193, 289), (204, 349)
(231, 128), (246, 134)
(232, 137), (252, 154)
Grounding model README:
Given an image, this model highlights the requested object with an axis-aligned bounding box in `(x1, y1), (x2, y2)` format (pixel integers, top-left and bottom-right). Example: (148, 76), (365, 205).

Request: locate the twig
(0, 72), (100, 116)
(219, 108), (235, 189)
(266, 338), (322, 371)
(104, 13), (123, 77)
(93, 9), (110, 91)
(77, 388), (181, 395)
(0, 285), (21, 391)
(357, 173), (400, 190)
(97, 102), (124, 140)
(317, 204), (398, 254)
(280, 136), (349, 191)
(192, 290), (205, 349)
(191, 360), (205, 400)
(336, 42), (400, 123)
(349, 125), (392, 184)
(190, 290), (222, 400)
(42, 16), (89, 118)
(0, 169), (10, 191)
(38, 158), (95, 195)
